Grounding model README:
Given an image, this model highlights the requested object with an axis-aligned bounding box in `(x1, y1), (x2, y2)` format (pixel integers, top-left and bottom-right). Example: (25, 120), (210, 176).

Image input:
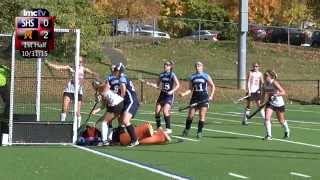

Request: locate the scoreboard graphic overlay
(15, 9), (54, 58)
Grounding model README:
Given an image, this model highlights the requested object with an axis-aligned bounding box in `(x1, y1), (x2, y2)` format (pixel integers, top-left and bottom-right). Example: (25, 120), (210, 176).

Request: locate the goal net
(0, 29), (84, 145)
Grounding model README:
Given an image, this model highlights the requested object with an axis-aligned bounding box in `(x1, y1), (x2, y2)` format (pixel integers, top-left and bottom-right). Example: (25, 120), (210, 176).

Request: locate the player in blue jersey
(142, 61), (180, 134)
(179, 61), (215, 138)
(116, 63), (140, 147)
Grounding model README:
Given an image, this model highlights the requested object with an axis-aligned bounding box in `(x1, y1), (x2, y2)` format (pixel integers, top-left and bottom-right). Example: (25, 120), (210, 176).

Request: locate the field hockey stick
(77, 101), (99, 134)
(138, 78), (160, 89)
(246, 102), (267, 119)
(233, 95), (250, 104)
(178, 99), (209, 112)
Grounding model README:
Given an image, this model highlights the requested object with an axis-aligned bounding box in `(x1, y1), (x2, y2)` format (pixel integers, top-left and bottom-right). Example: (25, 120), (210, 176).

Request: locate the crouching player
(91, 81), (124, 145)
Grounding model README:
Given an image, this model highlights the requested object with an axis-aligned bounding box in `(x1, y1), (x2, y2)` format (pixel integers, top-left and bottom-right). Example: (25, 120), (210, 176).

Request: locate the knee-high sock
(155, 115), (161, 128)
(260, 108), (265, 119)
(102, 121), (109, 142)
(77, 116), (82, 128)
(164, 116), (171, 129)
(126, 124), (137, 143)
(243, 108), (250, 121)
(185, 118), (193, 130)
(197, 121), (204, 133)
(60, 112), (66, 122)
(264, 121), (272, 137)
(282, 120), (290, 133)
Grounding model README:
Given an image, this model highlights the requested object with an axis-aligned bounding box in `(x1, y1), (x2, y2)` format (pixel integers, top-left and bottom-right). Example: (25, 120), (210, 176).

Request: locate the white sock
(77, 116), (82, 128)
(260, 108), (265, 119)
(245, 108), (251, 116)
(102, 121), (109, 142)
(108, 128), (113, 141)
(60, 113), (66, 122)
(265, 120), (272, 137)
(282, 120), (290, 133)
(243, 108), (250, 121)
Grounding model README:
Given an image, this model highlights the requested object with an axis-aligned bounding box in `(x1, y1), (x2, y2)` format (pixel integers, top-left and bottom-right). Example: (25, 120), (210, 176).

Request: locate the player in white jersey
(91, 81), (124, 144)
(45, 57), (98, 125)
(242, 62), (264, 125)
(261, 70), (290, 140)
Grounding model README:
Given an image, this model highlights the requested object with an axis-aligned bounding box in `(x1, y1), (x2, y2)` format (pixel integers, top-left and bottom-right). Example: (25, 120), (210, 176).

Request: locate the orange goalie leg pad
(139, 128), (171, 145)
(119, 122), (153, 145)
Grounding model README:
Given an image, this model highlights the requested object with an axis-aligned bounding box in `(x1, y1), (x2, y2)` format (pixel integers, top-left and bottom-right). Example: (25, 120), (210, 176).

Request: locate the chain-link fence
(102, 16), (320, 105)
(1, 16), (319, 108)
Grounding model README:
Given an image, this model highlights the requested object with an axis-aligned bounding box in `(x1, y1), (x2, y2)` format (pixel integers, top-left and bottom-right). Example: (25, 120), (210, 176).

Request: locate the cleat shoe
(196, 132), (203, 139)
(262, 135), (272, 140)
(283, 132), (290, 139)
(164, 128), (172, 134)
(97, 140), (110, 146)
(127, 140), (139, 148)
(182, 129), (189, 137)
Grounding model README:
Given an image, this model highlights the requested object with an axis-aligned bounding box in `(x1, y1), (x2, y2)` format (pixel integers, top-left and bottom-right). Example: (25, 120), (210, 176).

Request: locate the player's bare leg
(197, 107), (207, 138)
(163, 103), (172, 134)
(154, 103), (162, 128)
(255, 100), (265, 119)
(61, 95), (71, 122)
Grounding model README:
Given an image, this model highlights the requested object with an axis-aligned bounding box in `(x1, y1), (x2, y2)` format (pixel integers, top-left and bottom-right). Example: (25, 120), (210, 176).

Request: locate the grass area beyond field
(1, 103), (319, 180)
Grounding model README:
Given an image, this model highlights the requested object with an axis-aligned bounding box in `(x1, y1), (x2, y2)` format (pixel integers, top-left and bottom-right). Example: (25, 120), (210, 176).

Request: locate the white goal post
(3, 28), (81, 145)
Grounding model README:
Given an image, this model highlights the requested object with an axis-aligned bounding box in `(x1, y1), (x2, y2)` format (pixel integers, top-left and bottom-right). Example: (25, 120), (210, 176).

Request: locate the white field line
(55, 106), (315, 132)
(172, 111), (320, 132)
(133, 116), (320, 149)
(207, 111), (320, 125)
(290, 172), (311, 178)
(228, 172), (249, 179)
(171, 135), (200, 142)
(287, 109), (320, 114)
(72, 145), (189, 180)
(144, 109), (320, 132)
(226, 112), (243, 115)
(45, 107), (320, 148)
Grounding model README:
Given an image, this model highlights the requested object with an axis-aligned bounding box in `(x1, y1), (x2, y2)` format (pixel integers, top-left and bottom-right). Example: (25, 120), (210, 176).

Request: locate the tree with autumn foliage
(159, 0), (235, 39)
(217, 0), (313, 27)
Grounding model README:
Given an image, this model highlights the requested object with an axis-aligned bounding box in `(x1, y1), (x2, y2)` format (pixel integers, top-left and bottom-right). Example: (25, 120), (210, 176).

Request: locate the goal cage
(0, 29), (82, 145)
